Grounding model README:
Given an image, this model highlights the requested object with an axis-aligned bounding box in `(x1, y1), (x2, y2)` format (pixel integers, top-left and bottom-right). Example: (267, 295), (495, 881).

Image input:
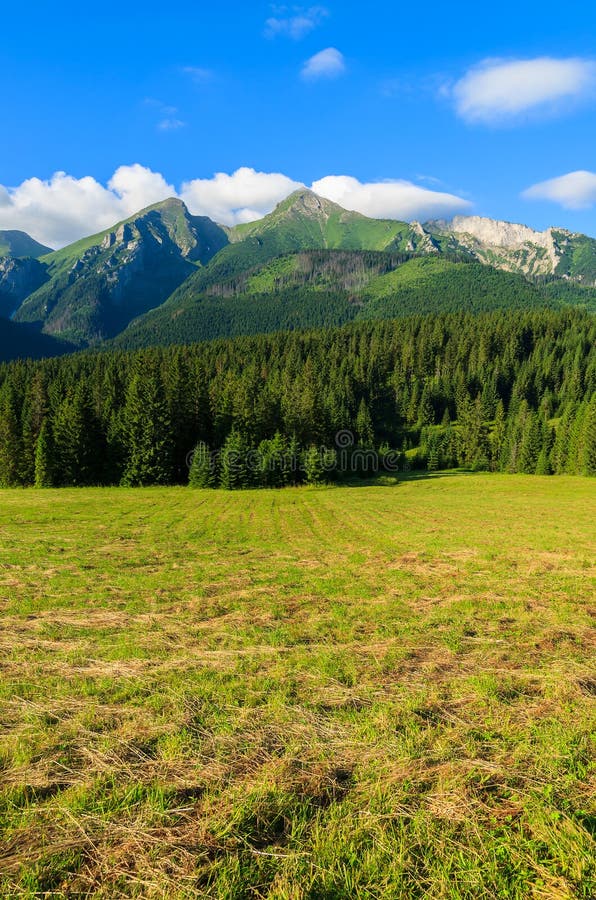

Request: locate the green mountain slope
(6, 190), (596, 353)
(113, 250), (560, 350)
(0, 230), (52, 259)
(227, 189), (417, 250)
(163, 190), (423, 306)
(12, 199), (228, 345)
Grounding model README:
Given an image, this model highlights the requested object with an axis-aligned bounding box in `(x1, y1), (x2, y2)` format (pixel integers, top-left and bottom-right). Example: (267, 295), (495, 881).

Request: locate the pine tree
(417, 384), (434, 427)
(121, 364), (174, 486)
(51, 385), (102, 486)
(219, 431), (251, 490)
(189, 441), (215, 487)
(20, 371), (48, 486)
(427, 438), (439, 472)
(519, 412), (543, 474)
(355, 398), (374, 447)
(535, 445), (552, 475)
(491, 399), (507, 471)
(579, 395), (596, 476)
(34, 419), (55, 488)
(0, 380), (22, 487)
(480, 377), (498, 421)
(302, 446), (325, 485)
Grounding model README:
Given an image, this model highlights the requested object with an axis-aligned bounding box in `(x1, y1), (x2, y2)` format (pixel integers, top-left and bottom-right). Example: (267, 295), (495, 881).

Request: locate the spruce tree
(189, 441), (215, 487)
(356, 398), (374, 447)
(427, 438), (439, 472)
(519, 412), (543, 474)
(52, 385), (102, 486)
(302, 446), (325, 485)
(121, 364), (174, 486)
(219, 431), (251, 490)
(0, 380), (22, 487)
(34, 419), (55, 488)
(579, 395), (596, 476)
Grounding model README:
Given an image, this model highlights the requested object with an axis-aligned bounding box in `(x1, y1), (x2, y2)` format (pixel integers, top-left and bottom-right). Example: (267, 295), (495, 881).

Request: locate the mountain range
(1, 190), (595, 361)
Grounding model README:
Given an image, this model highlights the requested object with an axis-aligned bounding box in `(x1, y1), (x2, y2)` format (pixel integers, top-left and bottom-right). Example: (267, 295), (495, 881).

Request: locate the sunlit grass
(0, 474), (594, 897)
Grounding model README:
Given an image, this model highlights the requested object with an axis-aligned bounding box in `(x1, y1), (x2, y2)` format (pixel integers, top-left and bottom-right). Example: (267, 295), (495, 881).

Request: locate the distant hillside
(0, 230), (52, 259)
(13, 198), (229, 344)
(113, 250), (560, 350)
(3, 190), (595, 355)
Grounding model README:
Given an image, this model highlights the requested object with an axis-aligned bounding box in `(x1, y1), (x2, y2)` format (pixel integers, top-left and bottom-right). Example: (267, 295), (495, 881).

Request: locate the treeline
(0, 308), (594, 488)
(114, 253), (559, 351)
(204, 250), (421, 298)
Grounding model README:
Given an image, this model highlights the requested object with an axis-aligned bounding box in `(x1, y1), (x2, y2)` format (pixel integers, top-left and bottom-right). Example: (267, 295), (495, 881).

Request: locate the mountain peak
(274, 188), (346, 218)
(0, 229), (54, 259)
(135, 196), (187, 216)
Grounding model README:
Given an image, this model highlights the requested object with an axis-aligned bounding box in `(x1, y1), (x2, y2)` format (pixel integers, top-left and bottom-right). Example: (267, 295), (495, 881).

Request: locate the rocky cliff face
(426, 215), (596, 283)
(0, 257), (49, 318)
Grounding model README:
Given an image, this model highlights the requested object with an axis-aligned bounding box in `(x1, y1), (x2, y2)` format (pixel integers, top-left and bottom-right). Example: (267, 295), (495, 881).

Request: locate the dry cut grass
(0, 473), (594, 898)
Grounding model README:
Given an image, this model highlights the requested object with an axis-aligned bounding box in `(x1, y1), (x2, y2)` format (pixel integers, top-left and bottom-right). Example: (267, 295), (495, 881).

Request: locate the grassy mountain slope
(113, 250), (559, 350)
(6, 191), (595, 353)
(0, 230), (52, 259)
(162, 191), (419, 306)
(552, 229), (596, 284)
(228, 189), (415, 250)
(13, 199), (228, 345)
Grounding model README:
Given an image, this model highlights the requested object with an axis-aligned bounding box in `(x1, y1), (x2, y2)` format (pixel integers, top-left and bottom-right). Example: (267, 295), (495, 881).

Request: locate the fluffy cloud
(107, 165), (176, 214)
(0, 165), (472, 248)
(451, 57), (596, 124)
(312, 175), (472, 221)
(180, 167), (304, 225)
(265, 6), (328, 39)
(0, 165), (175, 248)
(522, 170), (596, 209)
(301, 47), (345, 80)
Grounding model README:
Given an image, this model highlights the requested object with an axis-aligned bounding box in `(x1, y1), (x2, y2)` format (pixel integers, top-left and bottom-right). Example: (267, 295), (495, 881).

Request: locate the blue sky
(2, 0), (596, 246)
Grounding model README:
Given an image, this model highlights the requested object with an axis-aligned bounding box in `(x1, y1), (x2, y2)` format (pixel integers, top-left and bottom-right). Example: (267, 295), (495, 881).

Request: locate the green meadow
(0, 474), (594, 898)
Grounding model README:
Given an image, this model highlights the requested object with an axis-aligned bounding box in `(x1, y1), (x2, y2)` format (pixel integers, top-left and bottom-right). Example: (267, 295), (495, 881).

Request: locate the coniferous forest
(0, 307), (594, 488)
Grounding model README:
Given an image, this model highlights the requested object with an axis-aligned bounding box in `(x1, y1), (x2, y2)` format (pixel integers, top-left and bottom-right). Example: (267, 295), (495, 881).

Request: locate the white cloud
(158, 117), (186, 131)
(180, 167), (304, 225)
(144, 99), (186, 132)
(312, 175), (472, 221)
(0, 165), (471, 248)
(450, 57), (596, 124)
(182, 66), (214, 84)
(301, 47), (345, 80)
(0, 165), (175, 248)
(522, 170), (596, 209)
(265, 6), (328, 39)
(107, 164), (176, 214)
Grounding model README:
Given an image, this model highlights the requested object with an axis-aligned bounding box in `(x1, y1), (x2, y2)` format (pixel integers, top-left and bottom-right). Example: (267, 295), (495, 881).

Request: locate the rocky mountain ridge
(1, 190), (595, 354)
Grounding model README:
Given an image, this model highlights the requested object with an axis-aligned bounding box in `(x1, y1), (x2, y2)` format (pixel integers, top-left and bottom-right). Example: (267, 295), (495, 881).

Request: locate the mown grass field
(0, 474), (594, 898)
